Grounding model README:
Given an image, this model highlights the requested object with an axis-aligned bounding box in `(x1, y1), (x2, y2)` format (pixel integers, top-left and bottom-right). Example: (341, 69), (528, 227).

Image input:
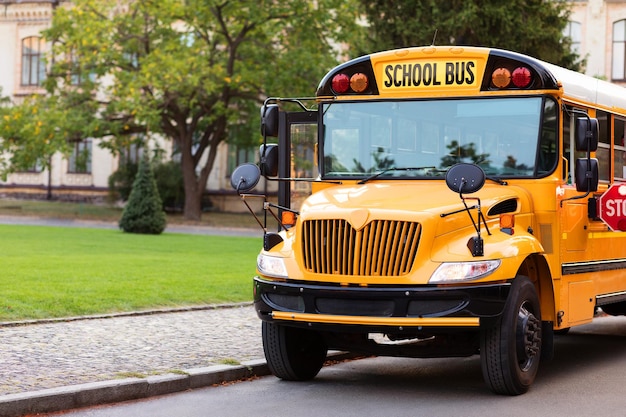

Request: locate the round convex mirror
(230, 163), (261, 192)
(445, 163), (485, 194)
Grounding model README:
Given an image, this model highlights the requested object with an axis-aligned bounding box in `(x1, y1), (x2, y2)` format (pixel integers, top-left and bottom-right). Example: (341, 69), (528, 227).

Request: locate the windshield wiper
(486, 176), (508, 185)
(357, 166), (437, 184)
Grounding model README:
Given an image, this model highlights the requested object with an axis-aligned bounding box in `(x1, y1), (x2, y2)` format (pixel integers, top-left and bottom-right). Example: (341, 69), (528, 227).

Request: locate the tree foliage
(0, 94), (78, 177)
(357, 0), (584, 71)
(119, 152), (167, 234)
(35, 0), (362, 220)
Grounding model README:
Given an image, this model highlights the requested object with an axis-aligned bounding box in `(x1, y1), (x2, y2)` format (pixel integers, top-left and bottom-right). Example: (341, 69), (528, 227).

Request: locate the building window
(121, 142), (143, 165)
(21, 37), (46, 86)
(564, 21), (582, 56)
(17, 160), (44, 174)
(227, 145), (255, 175)
(613, 20), (626, 81)
(68, 139), (92, 173)
(69, 50), (96, 86)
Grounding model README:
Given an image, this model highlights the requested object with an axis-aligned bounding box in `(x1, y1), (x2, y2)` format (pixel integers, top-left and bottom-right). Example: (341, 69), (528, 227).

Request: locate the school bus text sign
(380, 60), (479, 92)
(598, 183), (626, 231)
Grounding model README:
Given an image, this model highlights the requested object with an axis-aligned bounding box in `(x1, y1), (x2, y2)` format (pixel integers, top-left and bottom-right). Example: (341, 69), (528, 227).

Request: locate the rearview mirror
(259, 144), (279, 177)
(575, 158), (598, 192)
(261, 104), (279, 137)
(575, 117), (599, 152)
(445, 163), (486, 194)
(230, 163), (261, 192)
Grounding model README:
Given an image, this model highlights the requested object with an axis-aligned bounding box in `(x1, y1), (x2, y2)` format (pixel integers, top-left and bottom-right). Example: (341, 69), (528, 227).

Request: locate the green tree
(358, 0), (584, 71)
(0, 95), (74, 178)
(119, 153), (167, 234)
(35, 0), (362, 220)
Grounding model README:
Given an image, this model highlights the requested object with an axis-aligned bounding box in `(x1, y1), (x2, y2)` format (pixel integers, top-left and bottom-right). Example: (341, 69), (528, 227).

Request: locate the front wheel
(262, 321), (328, 381)
(480, 276), (542, 395)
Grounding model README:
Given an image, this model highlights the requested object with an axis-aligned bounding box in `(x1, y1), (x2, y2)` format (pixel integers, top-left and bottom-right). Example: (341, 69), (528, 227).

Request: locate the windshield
(321, 97), (558, 180)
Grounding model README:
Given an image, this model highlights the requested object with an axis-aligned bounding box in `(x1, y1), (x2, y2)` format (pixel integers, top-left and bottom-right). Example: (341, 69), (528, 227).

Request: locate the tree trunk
(181, 142), (203, 221)
(175, 110), (226, 221)
(180, 138), (221, 221)
(183, 186), (203, 220)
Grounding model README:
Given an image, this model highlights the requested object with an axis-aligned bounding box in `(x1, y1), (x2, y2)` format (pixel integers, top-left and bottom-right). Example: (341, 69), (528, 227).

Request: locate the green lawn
(0, 224), (260, 321)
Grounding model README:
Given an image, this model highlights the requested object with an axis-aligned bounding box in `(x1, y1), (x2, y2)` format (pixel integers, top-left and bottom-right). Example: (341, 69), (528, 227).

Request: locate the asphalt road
(42, 315), (626, 417)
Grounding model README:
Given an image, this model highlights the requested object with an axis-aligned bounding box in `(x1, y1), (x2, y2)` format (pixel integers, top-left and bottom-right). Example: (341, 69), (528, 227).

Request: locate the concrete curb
(0, 353), (355, 417)
(0, 302), (253, 328)
(0, 359), (269, 417)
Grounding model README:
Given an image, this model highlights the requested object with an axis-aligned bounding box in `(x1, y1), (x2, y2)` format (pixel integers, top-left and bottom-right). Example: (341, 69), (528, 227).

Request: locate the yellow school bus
(231, 46), (626, 395)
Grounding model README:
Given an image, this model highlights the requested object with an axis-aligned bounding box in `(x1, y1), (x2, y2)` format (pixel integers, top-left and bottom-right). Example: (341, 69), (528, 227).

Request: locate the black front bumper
(254, 276), (511, 331)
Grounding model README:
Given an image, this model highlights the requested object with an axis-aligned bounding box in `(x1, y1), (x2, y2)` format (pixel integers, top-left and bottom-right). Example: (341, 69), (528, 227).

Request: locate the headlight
(429, 260), (501, 283)
(257, 254), (288, 278)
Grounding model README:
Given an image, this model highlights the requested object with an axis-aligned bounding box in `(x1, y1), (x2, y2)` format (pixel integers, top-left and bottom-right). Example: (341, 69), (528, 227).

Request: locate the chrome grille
(302, 219), (421, 276)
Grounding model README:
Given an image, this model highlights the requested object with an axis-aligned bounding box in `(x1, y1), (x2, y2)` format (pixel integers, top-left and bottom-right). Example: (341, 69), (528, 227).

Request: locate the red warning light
(511, 67), (532, 88)
(331, 74), (350, 94)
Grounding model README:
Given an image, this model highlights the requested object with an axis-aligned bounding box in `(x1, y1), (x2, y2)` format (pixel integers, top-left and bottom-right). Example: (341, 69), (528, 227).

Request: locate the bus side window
(562, 107), (572, 183)
(597, 110), (611, 182)
(562, 106), (587, 184)
(537, 99), (558, 174)
(615, 117), (626, 181)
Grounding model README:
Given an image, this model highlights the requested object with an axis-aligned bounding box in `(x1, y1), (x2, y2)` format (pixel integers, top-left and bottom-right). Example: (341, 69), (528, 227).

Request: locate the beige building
(0, 0), (625, 207)
(569, 0), (626, 85)
(0, 0), (241, 210)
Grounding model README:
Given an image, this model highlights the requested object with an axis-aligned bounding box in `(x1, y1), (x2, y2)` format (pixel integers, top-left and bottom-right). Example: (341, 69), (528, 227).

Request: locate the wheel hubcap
(516, 302), (541, 371)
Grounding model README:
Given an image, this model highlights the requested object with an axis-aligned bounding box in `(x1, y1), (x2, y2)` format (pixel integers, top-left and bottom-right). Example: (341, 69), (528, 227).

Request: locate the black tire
(480, 276), (542, 395)
(262, 321), (328, 381)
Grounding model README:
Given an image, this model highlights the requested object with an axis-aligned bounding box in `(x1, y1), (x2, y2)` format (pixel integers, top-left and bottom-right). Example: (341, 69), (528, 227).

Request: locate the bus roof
(316, 46), (626, 116)
(542, 60), (626, 113)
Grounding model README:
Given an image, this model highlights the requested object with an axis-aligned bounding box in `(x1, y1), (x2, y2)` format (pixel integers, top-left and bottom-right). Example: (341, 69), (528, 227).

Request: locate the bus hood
(299, 181), (526, 235)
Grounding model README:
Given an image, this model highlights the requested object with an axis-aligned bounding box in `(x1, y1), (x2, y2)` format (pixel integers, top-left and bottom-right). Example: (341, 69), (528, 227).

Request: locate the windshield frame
(319, 96), (559, 182)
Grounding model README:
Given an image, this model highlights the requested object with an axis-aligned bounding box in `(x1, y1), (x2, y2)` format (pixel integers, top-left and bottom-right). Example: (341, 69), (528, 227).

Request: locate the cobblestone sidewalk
(0, 305), (263, 396)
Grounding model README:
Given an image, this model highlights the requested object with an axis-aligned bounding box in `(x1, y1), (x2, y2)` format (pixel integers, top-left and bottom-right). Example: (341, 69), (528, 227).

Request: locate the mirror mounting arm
(442, 163), (491, 257)
(239, 194), (269, 232)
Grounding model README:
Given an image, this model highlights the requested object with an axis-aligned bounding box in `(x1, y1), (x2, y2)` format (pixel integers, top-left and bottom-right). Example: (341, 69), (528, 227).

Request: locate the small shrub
(109, 160), (184, 211)
(119, 154), (167, 234)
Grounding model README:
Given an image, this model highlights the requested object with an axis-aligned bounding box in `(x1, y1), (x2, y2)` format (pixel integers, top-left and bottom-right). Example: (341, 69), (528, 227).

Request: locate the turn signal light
(500, 214), (515, 235)
(281, 211), (297, 227)
(500, 214), (515, 228)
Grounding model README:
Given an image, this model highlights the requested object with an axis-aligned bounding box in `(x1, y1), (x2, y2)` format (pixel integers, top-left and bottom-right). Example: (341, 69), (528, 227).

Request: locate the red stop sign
(598, 183), (626, 231)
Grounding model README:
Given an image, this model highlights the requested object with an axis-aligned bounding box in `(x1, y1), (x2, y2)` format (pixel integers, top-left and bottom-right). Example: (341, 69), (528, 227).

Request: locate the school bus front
(232, 46), (626, 396)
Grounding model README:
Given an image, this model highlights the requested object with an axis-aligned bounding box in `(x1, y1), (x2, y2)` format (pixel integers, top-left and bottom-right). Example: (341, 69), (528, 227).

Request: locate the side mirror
(230, 163), (261, 192)
(575, 117), (599, 152)
(445, 163), (486, 194)
(575, 158), (599, 192)
(259, 143), (279, 177)
(261, 104), (279, 137)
